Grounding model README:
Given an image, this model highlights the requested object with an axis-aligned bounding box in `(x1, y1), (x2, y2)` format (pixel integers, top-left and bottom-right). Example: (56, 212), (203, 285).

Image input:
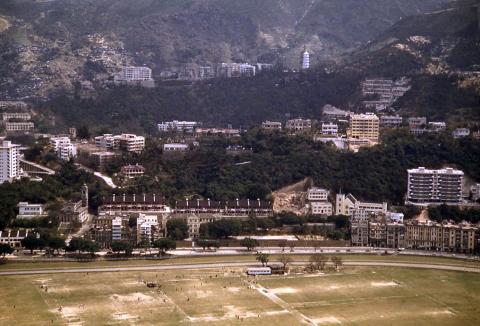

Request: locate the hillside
(0, 0), (447, 99)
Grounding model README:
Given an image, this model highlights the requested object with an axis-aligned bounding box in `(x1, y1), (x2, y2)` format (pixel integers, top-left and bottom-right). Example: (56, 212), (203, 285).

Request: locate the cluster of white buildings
(362, 77), (411, 111)
(94, 133), (145, 153)
(307, 188), (333, 216)
(50, 136), (77, 161)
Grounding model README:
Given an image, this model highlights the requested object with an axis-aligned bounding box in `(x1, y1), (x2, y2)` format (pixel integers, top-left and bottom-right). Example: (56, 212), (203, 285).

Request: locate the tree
(111, 241), (133, 256)
(166, 219), (189, 240)
(66, 237), (86, 254)
(153, 238), (176, 256)
(240, 238), (259, 251)
(331, 256), (343, 270)
(48, 236), (66, 255)
(83, 241), (100, 255)
(21, 234), (44, 254)
(256, 253), (270, 266)
(0, 243), (14, 258)
(200, 219), (242, 239)
(77, 125), (90, 139)
(309, 253), (328, 271)
(278, 255), (292, 270)
(196, 239), (220, 251)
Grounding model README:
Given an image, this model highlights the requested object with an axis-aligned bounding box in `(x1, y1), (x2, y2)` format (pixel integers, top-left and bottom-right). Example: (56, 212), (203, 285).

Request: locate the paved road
(1, 260), (479, 276)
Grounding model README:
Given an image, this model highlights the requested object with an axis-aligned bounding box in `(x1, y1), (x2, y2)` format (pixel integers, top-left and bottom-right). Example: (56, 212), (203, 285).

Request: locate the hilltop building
(16, 202), (47, 220)
(95, 134), (145, 153)
(158, 121), (198, 133)
(262, 121), (282, 130)
(286, 118), (312, 132)
(114, 66), (155, 87)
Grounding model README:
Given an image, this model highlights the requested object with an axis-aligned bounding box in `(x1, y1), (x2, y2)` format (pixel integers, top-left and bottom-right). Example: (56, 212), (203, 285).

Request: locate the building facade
(347, 113), (379, 142)
(406, 167), (464, 205)
(0, 140), (20, 184)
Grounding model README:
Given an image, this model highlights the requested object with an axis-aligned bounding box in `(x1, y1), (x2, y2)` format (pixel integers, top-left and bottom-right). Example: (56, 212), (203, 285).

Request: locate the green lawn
(0, 265), (479, 325)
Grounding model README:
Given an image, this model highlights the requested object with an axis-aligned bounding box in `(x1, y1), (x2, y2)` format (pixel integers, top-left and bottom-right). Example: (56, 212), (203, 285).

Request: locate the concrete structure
(195, 128), (241, 138)
(321, 123), (338, 135)
(380, 115), (403, 127)
(100, 194), (172, 215)
(158, 121), (198, 133)
(136, 214), (160, 244)
(50, 137), (77, 161)
(336, 193), (388, 216)
(5, 122), (34, 132)
(362, 77), (410, 111)
(0, 229), (34, 248)
(408, 117), (427, 134)
(120, 164), (145, 178)
(301, 48), (310, 70)
(217, 63), (256, 78)
(115, 134), (145, 153)
(59, 200), (88, 223)
(404, 220), (478, 253)
(286, 118), (312, 132)
(19, 159), (55, 178)
(452, 128), (470, 139)
(406, 167), (464, 205)
(114, 66), (154, 87)
(2, 112), (31, 121)
(0, 140), (20, 184)
(163, 143), (189, 152)
(262, 121), (282, 130)
(91, 151), (117, 170)
(322, 105), (352, 121)
(95, 134), (145, 153)
(347, 113), (379, 142)
(307, 188), (329, 201)
(16, 202), (47, 220)
(310, 201), (333, 216)
(428, 122), (446, 132)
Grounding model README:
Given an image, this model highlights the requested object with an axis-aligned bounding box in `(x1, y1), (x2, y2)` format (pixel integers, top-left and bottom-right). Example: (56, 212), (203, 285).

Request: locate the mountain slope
(0, 0), (447, 99)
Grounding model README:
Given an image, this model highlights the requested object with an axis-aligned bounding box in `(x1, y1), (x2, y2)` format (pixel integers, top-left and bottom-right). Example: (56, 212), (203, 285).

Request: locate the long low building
(350, 217), (479, 253)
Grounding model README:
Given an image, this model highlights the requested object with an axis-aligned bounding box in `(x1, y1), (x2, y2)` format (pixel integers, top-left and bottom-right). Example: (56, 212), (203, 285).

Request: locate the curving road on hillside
(1, 260), (479, 276)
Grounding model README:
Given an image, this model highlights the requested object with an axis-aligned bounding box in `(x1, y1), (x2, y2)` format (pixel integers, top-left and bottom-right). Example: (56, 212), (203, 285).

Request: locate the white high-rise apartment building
(406, 167), (464, 205)
(0, 140), (20, 184)
(348, 113), (380, 142)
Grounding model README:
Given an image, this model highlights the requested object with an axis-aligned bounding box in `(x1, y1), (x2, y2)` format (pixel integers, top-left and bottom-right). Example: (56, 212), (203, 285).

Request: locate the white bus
(246, 267), (272, 275)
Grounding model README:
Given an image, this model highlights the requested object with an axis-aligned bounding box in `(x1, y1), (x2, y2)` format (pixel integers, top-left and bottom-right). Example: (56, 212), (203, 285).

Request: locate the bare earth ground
(0, 17), (10, 32)
(0, 266), (479, 325)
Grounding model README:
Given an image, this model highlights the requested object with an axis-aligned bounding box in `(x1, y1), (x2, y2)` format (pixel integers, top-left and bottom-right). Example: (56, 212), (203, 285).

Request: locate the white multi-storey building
(380, 115), (403, 127)
(406, 167), (464, 205)
(321, 123), (338, 135)
(163, 143), (189, 152)
(5, 122), (34, 132)
(286, 118), (312, 132)
(301, 49), (310, 70)
(50, 137), (77, 161)
(307, 188), (329, 201)
(311, 201), (333, 215)
(158, 120), (198, 133)
(2, 112), (31, 121)
(262, 121), (282, 130)
(112, 216), (123, 241)
(95, 134), (145, 153)
(336, 193), (387, 216)
(115, 134), (145, 153)
(0, 140), (20, 184)
(16, 202), (47, 220)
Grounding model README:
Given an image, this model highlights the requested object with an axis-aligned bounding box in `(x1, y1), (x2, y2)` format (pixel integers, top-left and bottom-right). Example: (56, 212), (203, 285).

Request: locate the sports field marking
(247, 280), (320, 325)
